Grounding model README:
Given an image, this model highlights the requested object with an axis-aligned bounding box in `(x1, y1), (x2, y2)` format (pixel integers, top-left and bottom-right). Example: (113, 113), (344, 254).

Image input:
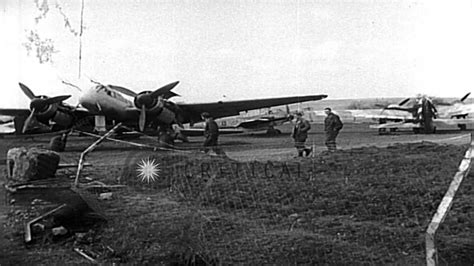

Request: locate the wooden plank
(425, 134), (473, 266)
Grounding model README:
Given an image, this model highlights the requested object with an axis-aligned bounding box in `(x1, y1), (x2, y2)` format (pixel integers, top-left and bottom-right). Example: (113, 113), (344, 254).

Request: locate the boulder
(6, 147), (60, 184)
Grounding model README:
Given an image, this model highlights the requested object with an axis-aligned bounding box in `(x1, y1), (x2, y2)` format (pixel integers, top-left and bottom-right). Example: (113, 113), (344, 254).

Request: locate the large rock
(6, 147), (60, 184)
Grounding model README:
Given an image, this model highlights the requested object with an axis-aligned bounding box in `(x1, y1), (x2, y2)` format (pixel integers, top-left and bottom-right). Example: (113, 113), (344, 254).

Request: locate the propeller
(285, 105), (294, 121)
(86, 80), (180, 132)
(108, 85), (137, 97)
(18, 83), (71, 133)
(139, 105), (146, 132)
(108, 81), (180, 99)
(460, 92), (471, 102)
(22, 108), (36, 134)
(19, 83), (36, 100)
(133, 81), (180, 131)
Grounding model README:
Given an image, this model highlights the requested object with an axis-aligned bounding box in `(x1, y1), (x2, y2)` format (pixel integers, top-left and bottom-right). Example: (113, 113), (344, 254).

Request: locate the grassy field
(1, 136), (473, 264)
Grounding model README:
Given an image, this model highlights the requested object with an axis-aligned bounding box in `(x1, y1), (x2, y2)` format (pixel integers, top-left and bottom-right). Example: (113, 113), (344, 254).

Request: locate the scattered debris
(98, 192), (113, 200)
(52, 226), (68, 236)
(32, 223), (45, 232)
(25, 204), (67, 243)
(73, 247), (98, 264)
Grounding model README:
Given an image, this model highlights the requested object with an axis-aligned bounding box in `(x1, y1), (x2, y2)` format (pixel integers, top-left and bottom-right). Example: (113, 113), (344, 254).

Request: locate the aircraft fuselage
(79, 85), (137, 121)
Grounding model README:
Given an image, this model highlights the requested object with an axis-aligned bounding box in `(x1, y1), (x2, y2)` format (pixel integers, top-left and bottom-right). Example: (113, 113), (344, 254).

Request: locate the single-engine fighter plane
(0, 81), (327, 150)
(180, 106), (296, 136)
(358, 93), (474, 134)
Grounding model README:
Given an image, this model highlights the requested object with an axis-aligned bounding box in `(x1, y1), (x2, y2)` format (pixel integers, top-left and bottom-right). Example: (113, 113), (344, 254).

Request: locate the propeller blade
(460, 92), (471, 102)
(151, 81), (180, 99)
(139, 105), (146, 131)
(22, 109), (36, 134)
(19, 83), (36, 100)
(108, 85), (137, 97)
(398, 98), (411, 106)
(285, 105), (290, 115)
(44, 95), (71, 105)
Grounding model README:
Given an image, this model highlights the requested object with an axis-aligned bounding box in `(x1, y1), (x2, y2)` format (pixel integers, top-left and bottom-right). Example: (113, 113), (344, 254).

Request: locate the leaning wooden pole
(425, 133), (473, 266)
(74, 123), (122, 187)
(78, 0), (85, 79)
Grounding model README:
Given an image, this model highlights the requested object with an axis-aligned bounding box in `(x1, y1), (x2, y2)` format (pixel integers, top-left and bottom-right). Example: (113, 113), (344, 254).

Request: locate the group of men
(199, 107), (343, 157)
(291, 107), (343, 156)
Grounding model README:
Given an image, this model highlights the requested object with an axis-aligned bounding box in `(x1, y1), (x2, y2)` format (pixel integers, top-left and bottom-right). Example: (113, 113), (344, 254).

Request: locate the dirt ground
(1, 123), (473, 264)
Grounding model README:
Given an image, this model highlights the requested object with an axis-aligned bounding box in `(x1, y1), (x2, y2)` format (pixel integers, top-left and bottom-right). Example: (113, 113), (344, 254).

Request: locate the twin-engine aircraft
(358, 93), (474, 134)
(0, 81), (327, 149)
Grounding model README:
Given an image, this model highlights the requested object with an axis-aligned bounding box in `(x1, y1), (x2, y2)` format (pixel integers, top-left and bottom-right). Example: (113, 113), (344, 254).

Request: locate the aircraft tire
(158, 133), (175, 149)
(458, 124), (467, 131)
(49, 135), (66, 152)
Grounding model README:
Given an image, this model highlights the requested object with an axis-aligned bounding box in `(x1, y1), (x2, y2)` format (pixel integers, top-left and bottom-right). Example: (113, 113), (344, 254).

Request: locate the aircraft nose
(79, 87), (97, 111)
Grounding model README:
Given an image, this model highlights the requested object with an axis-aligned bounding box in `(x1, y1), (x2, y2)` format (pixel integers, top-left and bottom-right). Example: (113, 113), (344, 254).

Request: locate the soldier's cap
(295, 111), (303, 116)
(201, 112), (211, 118)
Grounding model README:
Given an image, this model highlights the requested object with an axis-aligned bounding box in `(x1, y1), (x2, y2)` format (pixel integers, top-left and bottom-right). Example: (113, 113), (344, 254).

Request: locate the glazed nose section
(79, 87), (99, 112)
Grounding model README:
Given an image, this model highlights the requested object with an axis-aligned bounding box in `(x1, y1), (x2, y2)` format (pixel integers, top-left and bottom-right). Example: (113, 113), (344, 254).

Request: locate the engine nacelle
(155, 107), (176, 124)
(35, 103), (58, 123)
(52, 111), (74, 127)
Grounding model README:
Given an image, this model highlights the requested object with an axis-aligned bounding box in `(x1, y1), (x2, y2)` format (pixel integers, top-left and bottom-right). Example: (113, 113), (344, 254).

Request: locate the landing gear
(378, 128), (397, 135)
(158, 132), (174, 148)
(49, 133), (68, 152)
(458, 124), (467, 131)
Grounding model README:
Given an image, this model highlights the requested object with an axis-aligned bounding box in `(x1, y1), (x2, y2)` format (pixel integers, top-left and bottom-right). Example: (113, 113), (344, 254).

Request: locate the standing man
(291, 112), (312, 157)
(201, 112), (225, 156)
(324, 107), (343, 152)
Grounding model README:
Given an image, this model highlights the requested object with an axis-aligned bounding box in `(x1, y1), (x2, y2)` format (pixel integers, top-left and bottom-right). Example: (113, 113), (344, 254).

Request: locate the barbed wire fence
(42, 126), (474, 264)
(68, 130), (470, 264)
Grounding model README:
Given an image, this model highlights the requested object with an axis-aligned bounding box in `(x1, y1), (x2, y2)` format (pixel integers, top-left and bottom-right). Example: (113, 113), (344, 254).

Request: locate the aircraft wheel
(158, 132), (175, 148)
(49, 135), (67, 152)
(458, 124), (467, 131)
(175, 132), (189, 142)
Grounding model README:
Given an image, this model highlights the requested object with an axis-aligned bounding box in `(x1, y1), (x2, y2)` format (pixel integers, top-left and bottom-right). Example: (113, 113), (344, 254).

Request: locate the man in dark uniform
(291, 112), (312, 157)
(201, 112), (225, 155)
(324, 107), (343, 152)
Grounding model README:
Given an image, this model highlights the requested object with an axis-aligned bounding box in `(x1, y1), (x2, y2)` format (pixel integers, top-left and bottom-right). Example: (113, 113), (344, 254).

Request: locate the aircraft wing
(356, 114), (411, 121)
(369, 122), (421, 129)
(178, 127), (244, 136)
(433, 118), (474, 126)
(178, 94), (327, 124)
(236, 116), (288, 129)
(0, 108), (31, 117)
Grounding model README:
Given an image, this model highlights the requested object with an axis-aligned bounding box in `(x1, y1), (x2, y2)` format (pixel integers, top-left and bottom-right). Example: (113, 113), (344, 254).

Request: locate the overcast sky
(1, 0), (473, 108)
